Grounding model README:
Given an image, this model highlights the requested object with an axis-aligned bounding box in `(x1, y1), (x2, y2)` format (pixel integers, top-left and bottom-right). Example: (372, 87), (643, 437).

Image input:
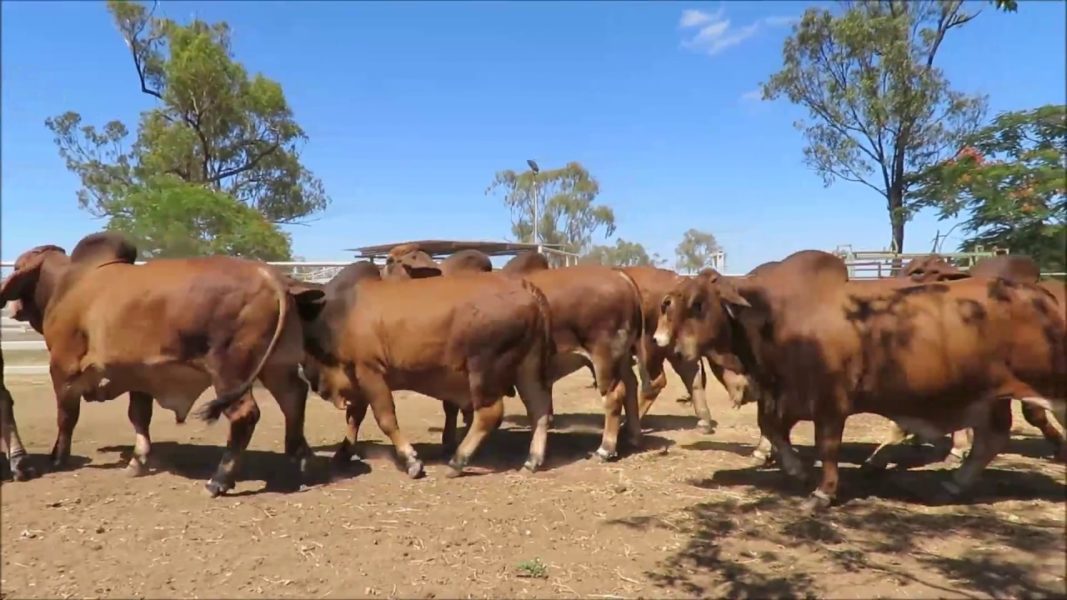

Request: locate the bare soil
(2, 369), (1064, 599)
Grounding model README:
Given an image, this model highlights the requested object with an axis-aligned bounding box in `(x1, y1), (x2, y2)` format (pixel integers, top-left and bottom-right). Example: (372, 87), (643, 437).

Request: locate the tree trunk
(888, 185), (906, 275)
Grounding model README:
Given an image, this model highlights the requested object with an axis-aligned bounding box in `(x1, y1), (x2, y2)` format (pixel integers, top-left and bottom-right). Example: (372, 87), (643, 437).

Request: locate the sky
(2, 0), (1065, 273)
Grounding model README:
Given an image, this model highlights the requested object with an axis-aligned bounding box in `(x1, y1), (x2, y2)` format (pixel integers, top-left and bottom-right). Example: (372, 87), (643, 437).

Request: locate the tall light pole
(526, 159), (540, 253)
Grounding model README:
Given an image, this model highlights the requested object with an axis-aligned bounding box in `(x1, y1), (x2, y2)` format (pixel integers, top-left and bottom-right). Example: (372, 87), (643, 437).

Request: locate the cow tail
(196, 268), (290, 423)
(521, 278), (556, 387)
(615, 269), (647, 369)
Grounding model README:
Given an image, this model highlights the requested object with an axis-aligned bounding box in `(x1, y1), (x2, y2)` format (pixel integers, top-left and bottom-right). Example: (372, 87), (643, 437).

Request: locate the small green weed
(515, 558), (548, 579)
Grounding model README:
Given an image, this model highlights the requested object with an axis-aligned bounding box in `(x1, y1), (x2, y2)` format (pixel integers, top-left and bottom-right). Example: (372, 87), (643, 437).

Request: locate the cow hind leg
(670, 355), (713, 434)
(0, 385), (36, 481)
(1020, 402), (1065, 461)
(442, 403), (461, 457)
(446, 398), (505, 478)
(49, 383), (82, 471)
(259, 366), (314, 485)
(941, 400), (1012, 500)
(125, 392), (153, 477)
(360, 371), (424, 479)
(204, 390), (260, 498)
(333, 397), (368, 469)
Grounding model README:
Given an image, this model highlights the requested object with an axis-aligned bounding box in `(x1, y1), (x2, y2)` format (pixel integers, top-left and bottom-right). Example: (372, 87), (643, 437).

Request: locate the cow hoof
(124, 461), (148, 478)
(10, 458), (37, 482)
(800, 491), (832, 515)
(696, 420), (714, 434)
(204, 479), (233, 498)
(405, 460), (426, 480)
(592, 447), (618, 462)
(523, 455), (544, 473)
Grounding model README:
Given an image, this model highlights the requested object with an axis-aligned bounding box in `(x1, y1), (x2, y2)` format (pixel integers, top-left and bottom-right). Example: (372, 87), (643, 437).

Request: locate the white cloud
(740, 88), (763, 102)
(678, 6), (798, 57)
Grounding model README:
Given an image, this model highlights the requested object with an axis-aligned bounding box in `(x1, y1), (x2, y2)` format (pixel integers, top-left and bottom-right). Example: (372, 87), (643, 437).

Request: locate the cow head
(0, 244), (70, 332)
(382, 245), (442, 280)
(654, 270), (754, 407)
(290, 262), (380, 410)
(901, 255), (968, 282)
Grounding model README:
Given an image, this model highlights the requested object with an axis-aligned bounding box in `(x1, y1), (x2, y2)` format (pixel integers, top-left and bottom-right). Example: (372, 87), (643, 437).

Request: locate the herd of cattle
(0, 232), (1063, 514)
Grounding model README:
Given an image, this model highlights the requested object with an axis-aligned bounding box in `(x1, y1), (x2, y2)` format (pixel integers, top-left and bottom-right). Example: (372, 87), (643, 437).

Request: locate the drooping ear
(0, 254), (47, 305)
(290, 286), (327, 322)
(714, 278), (751, 308)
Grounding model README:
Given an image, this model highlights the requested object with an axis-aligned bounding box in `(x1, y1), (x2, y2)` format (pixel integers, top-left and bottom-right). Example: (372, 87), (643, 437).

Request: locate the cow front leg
(802, 413), (847, 514)
(442, 402), (461, 457)
(941, 401), (1011, 500)
(360, 370), (423, 479)
(946, 428), (972, 464)
(260, 366), (315, 485)
(515, 357), (554, 473)
(49, 381), (82, 471)
(671, 355), (713, 434)
(757, 402), (807, 481)
(205, 393), (260, 498)
(125, 392), (153, 477)
(0, 384), (36, 481)
(333, 396), (368, 470)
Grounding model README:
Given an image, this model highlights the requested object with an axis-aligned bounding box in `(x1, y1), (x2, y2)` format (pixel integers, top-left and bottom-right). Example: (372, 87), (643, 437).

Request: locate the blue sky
(2, 0), (1064, 273)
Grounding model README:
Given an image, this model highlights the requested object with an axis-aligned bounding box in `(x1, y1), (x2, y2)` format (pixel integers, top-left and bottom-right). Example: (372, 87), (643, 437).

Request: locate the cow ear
(942, 271), (971, 281)
(0, 254), (47, 305)
(715, 278), (750, 308)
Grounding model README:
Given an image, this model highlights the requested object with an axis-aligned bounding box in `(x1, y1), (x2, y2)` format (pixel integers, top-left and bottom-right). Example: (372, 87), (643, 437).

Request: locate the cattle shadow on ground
(311, 425), (673, 474)
(0, 453), (91, 481)
(699, 460), (1067, 507)
(607, 493), (1065, 598)
(91, 442), (361, 495)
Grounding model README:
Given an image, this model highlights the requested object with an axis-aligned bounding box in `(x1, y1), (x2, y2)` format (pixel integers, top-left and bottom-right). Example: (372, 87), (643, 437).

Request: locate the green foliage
(582, 238), (663, 267)
(486, 161), (616, 264)
(761, 0), (988, 252)
(992, 0), (1017, 12)
(913, 104), (1066, 272)
(107, 176), (292, 260)
(674, 229), (722, 274)
(45, 0), (328, 259)
(515, 558), (548, 579)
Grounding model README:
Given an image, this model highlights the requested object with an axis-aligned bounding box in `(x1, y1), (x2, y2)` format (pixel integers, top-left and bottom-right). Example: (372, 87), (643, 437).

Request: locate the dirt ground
(1, 368), (1064, 599)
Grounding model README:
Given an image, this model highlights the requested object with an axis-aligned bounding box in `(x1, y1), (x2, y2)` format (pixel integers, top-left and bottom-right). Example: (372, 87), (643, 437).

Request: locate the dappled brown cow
(655, 250), (1066, 511)
(296, 271), (555, 477)
(875, 253), (1065, 464)
(1, 232), (323, 497)
(522, 265), (646, 460)
(622, 266), (713, 433)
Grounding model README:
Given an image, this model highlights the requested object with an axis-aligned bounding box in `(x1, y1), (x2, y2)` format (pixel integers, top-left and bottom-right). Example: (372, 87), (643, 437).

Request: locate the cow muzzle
(652, 326), (672, 348)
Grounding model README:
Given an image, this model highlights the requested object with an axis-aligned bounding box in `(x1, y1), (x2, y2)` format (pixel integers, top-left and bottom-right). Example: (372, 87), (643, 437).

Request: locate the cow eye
(660, 297), (672, 314)
(690, 299), (703, 315)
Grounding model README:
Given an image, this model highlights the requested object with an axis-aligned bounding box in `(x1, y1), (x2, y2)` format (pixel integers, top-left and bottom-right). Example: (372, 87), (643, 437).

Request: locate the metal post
(527, 159), (541, 253)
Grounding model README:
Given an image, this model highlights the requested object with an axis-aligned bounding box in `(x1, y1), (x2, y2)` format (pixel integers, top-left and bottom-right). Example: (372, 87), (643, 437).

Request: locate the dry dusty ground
(1, 368), (1065, 599)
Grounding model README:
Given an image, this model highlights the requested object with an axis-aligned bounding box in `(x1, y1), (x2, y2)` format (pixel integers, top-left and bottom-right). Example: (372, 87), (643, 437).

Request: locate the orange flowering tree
(913, 104), (1066, 272)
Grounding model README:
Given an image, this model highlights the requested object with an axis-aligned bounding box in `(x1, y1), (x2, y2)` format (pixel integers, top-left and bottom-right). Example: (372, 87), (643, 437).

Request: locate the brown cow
(623, 266), (713, 433)
(502, 252), (550, 275)
(876, 253), (1065, 464)
(295, 271), (555, 477)
(655, 250), (1066, 511)
(440, 249), (493, 276)
(382, 244), (441, 279)
(1, 232), (323, 497)
(522, 265), (645, 460)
